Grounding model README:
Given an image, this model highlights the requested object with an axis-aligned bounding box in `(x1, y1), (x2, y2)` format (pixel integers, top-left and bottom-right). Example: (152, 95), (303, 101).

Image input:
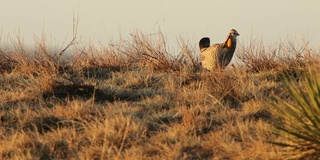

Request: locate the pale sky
(1, 0), (319, 51)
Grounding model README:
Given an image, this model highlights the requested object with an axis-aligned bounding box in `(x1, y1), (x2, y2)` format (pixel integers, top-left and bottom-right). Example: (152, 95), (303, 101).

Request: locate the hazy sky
(1, 0), (319, 51)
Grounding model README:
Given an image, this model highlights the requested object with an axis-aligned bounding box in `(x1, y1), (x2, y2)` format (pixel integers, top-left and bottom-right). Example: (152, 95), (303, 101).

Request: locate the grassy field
(0, 31), (319, 159)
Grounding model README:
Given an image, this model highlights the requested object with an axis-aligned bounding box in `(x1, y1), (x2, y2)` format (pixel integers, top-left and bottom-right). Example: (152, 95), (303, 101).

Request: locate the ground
(0, 32), (319, 159)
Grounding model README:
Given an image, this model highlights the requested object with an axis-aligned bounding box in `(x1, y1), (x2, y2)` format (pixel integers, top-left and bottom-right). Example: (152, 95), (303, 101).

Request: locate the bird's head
(230, 29), (240, 37)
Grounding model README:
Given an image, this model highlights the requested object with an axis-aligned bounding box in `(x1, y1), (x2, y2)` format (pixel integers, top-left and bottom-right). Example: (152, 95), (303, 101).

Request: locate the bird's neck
(225, 36), (237, 48)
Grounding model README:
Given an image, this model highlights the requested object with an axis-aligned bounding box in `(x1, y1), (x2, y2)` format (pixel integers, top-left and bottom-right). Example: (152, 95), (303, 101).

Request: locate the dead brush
(202, 70), (253, 108)
(237, 38), (278, 72)
(0, 51), (16, 73)
(122, 31), (197, 71)
(71, 40), (128, 71)
(31, 14), (78, 72)
(237, 38), (312, 74)
(126, 31), (177, 70)
(0, 16), (79, 103)
(69, 30), (199, 73)
(0, 53), (56, 102)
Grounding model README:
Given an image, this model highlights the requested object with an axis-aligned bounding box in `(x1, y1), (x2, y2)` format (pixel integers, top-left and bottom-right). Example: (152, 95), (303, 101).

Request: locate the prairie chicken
(199, 29), (240, 71)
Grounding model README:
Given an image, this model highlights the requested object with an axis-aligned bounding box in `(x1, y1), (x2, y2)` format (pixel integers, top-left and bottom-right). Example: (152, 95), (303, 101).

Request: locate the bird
(199, 29), (240, 71)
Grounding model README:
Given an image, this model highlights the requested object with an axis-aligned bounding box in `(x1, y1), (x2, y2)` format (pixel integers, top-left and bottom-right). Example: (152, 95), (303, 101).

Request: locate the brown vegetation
(0, 30), (319, 159)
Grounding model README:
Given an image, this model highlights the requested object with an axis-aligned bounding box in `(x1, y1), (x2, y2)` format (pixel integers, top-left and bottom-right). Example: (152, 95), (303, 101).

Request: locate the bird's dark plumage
(199, 37), (210, 52)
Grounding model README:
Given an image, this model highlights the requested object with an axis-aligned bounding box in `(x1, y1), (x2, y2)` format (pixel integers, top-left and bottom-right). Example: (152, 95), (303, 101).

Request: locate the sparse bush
(71, 30), (199, 72)
(236, 37), (316, 74)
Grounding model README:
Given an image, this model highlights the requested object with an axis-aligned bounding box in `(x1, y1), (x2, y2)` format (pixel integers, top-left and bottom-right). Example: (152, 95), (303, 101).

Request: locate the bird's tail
(199, 37), (210, 52)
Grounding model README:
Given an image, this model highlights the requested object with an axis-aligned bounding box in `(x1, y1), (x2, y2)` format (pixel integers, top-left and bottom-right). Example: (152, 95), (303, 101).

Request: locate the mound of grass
(0, 30), (319, 159)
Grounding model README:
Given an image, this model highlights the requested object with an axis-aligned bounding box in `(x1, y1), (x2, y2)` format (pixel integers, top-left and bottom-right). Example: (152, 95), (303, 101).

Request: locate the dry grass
(0, 30), (319, 159)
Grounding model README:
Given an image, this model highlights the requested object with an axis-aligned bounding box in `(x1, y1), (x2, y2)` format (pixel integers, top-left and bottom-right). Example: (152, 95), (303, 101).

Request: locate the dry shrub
(237, 37), (318, 74)
(71, 41), (128, 70)
(71, 30), (199, 72)
(0, 54), (56, 103)
(0, 27), (78, 104)
(200, 69), (256, 108)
